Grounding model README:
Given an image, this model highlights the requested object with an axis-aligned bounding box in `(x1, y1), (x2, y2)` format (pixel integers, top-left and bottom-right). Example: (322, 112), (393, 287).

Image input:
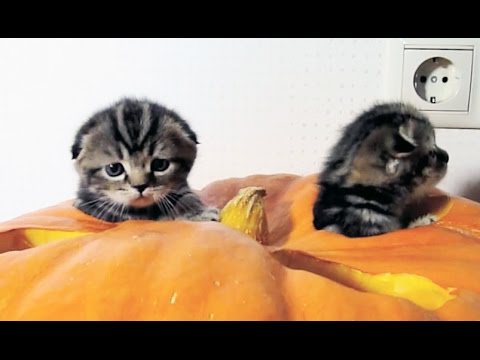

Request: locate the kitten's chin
(129, 196), (155, 208)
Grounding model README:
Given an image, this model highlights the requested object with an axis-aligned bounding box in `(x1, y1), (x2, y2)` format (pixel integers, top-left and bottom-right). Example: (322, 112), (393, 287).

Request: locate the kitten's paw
(186, 207), (220, 222)
(408, 213), (438, 229)
(323, 224), (342, 234)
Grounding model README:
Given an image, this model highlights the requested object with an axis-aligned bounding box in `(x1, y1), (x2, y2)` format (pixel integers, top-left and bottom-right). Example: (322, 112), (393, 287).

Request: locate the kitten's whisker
(110, 202), (122, 222)
(97, 200), (117, 223)
(118, 203), (125, 221)
(161, 194), (181, 219)
(109, 201), (122, 222)
(153, 195), (167, 217)
(161, 196), (178, 219)
(95, 202), (111, 222)
(175, 198), (196, 213)
(92, 200), (109, 221)
(119, 204), (126, 221)
(165, 193), (190, 217)
(168, 193), (199, 215)
(156, 198), (173, 219)
(163, 194), (182, 218)
(80, 196), (109, 207)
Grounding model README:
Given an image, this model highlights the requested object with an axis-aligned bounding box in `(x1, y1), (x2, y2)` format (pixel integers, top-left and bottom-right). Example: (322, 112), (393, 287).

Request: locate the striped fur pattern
(72, 98), (219, 222)
(313, 102), (449, 238)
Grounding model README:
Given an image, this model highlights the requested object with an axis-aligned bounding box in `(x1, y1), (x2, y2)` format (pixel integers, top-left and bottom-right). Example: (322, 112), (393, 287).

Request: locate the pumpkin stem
(219, 187), (269, 244)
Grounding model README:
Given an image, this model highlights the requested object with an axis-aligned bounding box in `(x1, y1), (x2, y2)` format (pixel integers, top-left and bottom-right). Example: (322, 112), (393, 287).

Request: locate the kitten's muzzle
(132, 184), (148, 194)
(430, 147), (449, 165)
(436, 147), (449, 164)
(132, 184), (148, 195)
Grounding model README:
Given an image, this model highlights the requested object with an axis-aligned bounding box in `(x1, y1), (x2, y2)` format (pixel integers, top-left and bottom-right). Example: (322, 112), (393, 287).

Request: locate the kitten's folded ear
(393, 119), (417, 158)
(71, 141), (81, 160)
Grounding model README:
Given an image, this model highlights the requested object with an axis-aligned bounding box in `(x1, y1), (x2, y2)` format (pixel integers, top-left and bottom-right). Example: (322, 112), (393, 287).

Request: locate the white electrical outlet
(386, 38), (480, 129)
(414, 57), (459, 104)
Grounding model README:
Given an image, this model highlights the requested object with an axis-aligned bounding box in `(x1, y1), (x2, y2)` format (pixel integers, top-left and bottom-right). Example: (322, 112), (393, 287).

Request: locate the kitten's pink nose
(133, 184), (148, 194)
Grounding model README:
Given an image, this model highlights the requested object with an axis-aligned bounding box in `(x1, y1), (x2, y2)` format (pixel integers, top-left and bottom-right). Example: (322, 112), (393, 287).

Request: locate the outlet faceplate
(402, 49), (473, 111)
(386, 38), (480, 129)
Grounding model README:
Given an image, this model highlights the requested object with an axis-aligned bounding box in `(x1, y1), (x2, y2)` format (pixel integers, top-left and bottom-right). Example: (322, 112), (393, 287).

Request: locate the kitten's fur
(72, 98), (219, 222)
(312, 102), (449, 238)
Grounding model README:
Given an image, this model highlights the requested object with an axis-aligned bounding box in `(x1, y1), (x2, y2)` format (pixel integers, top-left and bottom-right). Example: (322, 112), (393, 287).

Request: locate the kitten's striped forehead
(72, 98), (198, 176)
(113, 100), (158, 152)
(74, 99), (197, 155)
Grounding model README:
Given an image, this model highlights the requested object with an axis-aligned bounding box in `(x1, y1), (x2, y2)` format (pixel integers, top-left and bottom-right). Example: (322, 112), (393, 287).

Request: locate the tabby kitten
(71, 98), (219, 222)
(312, 102), (449, 237)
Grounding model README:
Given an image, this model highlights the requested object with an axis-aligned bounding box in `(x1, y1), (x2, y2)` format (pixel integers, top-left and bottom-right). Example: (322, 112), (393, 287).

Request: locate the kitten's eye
(105, 163), (125, 177)
(151, 159), (170, 173)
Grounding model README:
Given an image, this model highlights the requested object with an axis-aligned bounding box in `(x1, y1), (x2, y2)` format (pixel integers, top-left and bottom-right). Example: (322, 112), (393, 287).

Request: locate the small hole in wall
(442, 76), (448, 83)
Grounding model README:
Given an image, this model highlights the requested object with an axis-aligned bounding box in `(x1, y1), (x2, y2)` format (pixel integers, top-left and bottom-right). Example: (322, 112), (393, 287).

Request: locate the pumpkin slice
(273, 250), (456, 311)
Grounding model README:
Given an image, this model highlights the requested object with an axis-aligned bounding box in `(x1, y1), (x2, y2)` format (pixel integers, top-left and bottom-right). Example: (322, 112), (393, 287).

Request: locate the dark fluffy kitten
(313, 102), (449, 237)
(71, 98), (219, 222)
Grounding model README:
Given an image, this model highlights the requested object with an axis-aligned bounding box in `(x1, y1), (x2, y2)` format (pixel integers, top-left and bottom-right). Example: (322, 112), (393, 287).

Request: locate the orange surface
(0, 174), (479, 320)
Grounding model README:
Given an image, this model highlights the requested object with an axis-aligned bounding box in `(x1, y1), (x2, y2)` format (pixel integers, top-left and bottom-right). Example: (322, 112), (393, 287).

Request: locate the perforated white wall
(0, 38), (479, 221)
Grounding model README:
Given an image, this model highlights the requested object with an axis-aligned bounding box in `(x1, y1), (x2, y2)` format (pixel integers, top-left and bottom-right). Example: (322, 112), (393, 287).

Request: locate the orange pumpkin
(1, 174), (480, 320)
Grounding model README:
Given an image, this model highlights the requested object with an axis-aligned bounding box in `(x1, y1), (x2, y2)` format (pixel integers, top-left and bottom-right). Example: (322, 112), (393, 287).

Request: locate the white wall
(0, 38), (479, 221)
